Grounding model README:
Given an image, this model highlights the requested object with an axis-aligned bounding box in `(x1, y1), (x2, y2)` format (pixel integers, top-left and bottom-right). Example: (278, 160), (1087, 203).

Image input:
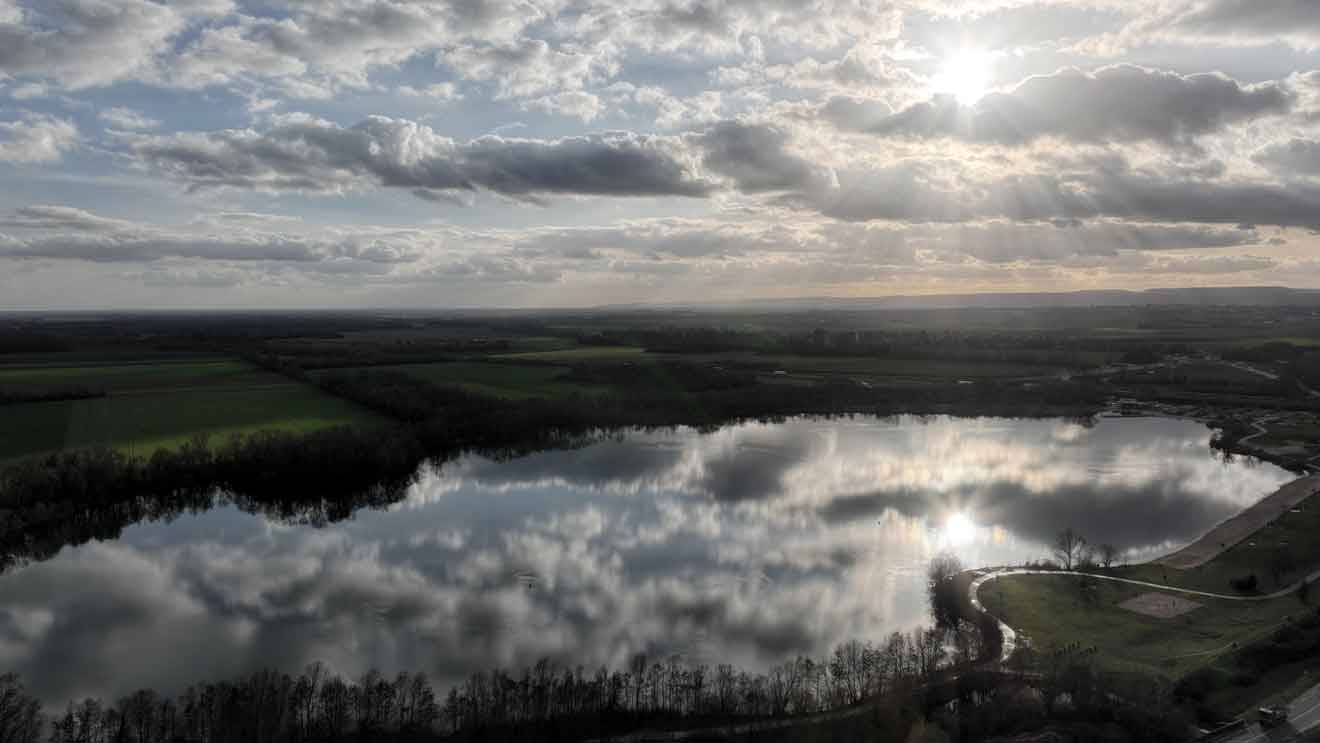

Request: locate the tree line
(1, 625), (975, 743)
(0, 630), (1200, 743)
(0, 427), (426, 573)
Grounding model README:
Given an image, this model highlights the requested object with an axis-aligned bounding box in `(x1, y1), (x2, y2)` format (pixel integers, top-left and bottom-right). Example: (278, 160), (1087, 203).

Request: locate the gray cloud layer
(129, 115), (713, 200)
(863, 65), (1293, 147)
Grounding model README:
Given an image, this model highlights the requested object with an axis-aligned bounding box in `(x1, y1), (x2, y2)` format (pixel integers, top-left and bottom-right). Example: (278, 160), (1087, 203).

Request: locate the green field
(981, 573), (1304, 679)
(493, 346), (649, 363)
(0, 356), (384, 464)
(494, 346), (1068, 381)
(353, 361), (614, 400)
(0, 358), (270, 393)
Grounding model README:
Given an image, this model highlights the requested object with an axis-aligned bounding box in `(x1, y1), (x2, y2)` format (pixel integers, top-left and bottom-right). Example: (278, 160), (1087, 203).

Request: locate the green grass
(353, 361), (614, 401)
(0, 358), (267, 393)
(981, 574), (1305, 679)
(0, 355), (385, 464)
(493, 346), (649, 363)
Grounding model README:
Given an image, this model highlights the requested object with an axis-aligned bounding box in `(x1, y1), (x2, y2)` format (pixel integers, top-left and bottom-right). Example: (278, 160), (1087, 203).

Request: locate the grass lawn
(0, 355), (385, 464)
(981, 573), (1306, 679)
(354, 361), (614, 400)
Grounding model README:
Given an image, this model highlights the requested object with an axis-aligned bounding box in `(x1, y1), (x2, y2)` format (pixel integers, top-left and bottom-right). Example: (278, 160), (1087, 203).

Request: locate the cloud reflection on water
(0, 416), (1293, 706)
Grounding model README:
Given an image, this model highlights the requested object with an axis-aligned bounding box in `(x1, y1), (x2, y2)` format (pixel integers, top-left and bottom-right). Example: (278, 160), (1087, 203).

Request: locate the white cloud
(0, 114), (77, 162)
(98, 107), (161, 131)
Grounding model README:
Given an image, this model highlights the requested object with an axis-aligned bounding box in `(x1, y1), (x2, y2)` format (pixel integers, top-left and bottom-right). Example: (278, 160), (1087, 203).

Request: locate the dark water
(0, 415), (1293, 705)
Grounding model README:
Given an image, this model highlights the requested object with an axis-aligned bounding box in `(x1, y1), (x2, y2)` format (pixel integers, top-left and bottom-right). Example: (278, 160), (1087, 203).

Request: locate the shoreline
(1156, 473), (1320, 569)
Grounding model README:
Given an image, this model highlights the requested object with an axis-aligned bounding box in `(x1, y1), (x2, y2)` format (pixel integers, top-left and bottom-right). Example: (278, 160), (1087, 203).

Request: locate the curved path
(969, 565), (1320, 664)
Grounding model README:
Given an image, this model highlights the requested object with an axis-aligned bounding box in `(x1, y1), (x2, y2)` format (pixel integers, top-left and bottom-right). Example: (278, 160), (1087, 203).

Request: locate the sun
(933, 50), (992, 106)
(942, 512), (977, 546)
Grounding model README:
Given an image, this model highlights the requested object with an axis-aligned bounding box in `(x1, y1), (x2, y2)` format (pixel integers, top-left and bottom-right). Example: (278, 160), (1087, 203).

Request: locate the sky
(1, 0), (1320, 308)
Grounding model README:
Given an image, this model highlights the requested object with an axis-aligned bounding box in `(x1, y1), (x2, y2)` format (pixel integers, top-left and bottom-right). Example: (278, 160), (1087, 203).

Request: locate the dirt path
(1156, 474), (1320, 569)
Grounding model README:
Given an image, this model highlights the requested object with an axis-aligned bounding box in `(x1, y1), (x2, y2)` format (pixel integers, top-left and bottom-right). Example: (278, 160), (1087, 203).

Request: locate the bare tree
(1098, 544), (1120, 570)
(1053, 528), (1086, 571)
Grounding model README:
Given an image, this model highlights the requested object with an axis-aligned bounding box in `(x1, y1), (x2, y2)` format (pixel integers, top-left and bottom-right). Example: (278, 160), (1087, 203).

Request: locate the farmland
(0, 354), (383, 464)
(336, 361), (614, 400)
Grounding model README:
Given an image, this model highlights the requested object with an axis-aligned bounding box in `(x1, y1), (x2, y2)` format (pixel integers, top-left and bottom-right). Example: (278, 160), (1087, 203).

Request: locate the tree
(927, 551), (964, 629)
(1098, 544), (1120, 570)
(1053, 528), (1086, 571)
(0, 674), (43, 743)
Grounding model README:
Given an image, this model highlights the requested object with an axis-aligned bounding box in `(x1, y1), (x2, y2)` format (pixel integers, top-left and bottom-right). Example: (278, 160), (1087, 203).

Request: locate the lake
(0, 415), (1294, 706)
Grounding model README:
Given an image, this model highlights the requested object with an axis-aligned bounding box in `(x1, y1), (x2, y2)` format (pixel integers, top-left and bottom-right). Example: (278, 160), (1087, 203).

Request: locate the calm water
(0, 415), (1294, 705)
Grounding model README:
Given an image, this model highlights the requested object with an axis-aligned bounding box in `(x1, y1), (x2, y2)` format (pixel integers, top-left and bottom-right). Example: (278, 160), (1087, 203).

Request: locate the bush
(1230, 574), (1258, 593)
(1230, 670), (1260, 687)
(1174, 667), (1226, 702)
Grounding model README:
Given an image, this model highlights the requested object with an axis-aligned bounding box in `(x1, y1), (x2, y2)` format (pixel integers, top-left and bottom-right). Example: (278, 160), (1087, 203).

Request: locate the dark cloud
(819, 478), (1238, 551)
(866, 65), (1293, 147)
(816, 159), (1320, 228)
(696, 121), (835, 193)
(1253, 138), (1320, 177)
(1157, 0), (1320, 49)
(819, 96), (893, 131)
(130, 116), (714, 201)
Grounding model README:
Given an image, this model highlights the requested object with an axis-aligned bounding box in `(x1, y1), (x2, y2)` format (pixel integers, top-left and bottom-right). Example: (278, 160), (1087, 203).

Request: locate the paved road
(1216, 679), (1320, 743)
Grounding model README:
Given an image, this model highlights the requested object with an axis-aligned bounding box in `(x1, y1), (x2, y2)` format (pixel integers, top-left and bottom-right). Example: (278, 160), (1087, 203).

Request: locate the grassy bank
(980, 573), (1306, 680)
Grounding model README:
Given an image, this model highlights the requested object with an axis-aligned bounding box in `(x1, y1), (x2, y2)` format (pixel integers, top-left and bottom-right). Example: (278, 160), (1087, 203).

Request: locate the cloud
(398, 82), (462, 101)
(917, 220), (1261, 264)
(168, 0), (542, 93)
(819, 96), (893, 131)
(128, 115), (714, 201)
(525, 91), (604, 123)
(0, 206), (424, 264)
(695, 121), (836, 193)
(444, 40), (608, 100)
(1253, 139), (1320, 177)
(0, 205), (129, 231)
(98, 107), (161, 131)
(811, 156), (1320, 228)
(628, 0), (903, 53)
(0, 114), (77, 162)
(0, 0), (211, 89)
(865, 65), (1293, 147)
(1114, 0), (1320, 52)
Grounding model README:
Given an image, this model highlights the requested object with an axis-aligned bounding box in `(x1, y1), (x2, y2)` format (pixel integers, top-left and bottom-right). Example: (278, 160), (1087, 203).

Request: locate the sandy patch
(1119, 592), (1203, 619)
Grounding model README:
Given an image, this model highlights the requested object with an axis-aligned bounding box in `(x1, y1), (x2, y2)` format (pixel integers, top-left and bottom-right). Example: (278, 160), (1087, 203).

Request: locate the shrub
(1230, 574), (1258, 593)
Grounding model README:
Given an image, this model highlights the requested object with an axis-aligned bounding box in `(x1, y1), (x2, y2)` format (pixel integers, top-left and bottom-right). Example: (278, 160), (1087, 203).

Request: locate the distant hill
(601, 287), (1320, 312)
